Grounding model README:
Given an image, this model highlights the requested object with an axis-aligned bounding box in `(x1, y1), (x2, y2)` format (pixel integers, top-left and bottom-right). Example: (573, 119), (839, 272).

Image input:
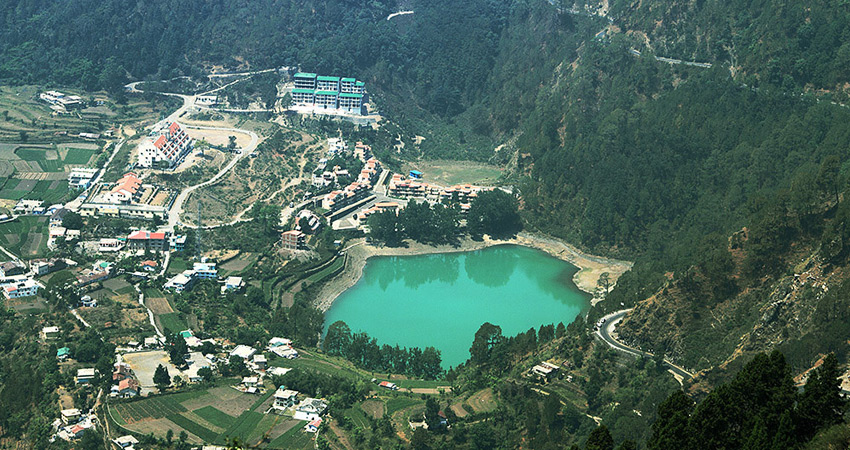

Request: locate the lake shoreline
(313, 231), (633, 312)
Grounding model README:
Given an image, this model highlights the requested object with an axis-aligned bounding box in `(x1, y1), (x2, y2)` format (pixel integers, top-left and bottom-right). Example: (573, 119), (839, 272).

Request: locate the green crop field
(14, 147), (48, 161)
(38, 159), (64, 172)
(112, 397), (188, 423)
(194, 406), (236, 429)
(267, 423), (314, 449)
(221, 411), (264, 442)
(167, 413), (220, 442)
(64, 147), (96, 164)
(386, 397), (422, 416)
(158, 312), (188, 334)
(0, 216), (48, 258)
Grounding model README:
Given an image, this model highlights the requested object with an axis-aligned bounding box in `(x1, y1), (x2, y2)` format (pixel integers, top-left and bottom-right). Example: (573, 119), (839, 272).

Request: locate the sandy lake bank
(313, 231), (633, 312)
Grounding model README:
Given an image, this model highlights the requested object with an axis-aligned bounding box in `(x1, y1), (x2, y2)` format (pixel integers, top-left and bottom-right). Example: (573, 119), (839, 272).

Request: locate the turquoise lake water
(323, 245), (590, 368)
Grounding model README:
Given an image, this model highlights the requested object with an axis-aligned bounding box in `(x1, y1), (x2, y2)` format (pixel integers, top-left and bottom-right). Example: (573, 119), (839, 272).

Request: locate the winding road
(126, 80), (263, 232)
(595, 309), (694, 381)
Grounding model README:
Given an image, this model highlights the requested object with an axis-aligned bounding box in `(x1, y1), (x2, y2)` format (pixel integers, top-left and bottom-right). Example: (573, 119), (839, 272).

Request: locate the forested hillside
(4, 0), (850, 447)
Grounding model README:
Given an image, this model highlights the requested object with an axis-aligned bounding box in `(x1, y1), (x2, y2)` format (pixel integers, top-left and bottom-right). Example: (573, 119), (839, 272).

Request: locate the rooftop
(339, 93), (363, 98)
(315, 90), (339, 96)
(317, 75), (340, 81)
(294, 72), (317, 78)
(291, 88), (315, 94)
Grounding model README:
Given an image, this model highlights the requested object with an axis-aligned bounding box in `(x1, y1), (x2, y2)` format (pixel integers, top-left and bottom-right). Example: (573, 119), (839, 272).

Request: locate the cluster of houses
(94, 230), (185, 255)
(39, 90), (83, 113)
(48, 208), (81, 250)
(111, 361), (141, 398)
(269, 385), (327, 433)
(136, 121), (194, 169)
(0, 260), (44, 299)
(163, 259), (218, 293)
(80, 172), (175, 221)
(387, 174), (492, 208)
(53, 407), (98, 442)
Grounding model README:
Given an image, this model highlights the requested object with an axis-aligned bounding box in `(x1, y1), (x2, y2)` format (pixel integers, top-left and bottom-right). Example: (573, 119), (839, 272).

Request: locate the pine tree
(646, 390), (694, 450)
(153, 364), (171, 392)
(585, 424), (614, 450)
(797, 354), (847, 439)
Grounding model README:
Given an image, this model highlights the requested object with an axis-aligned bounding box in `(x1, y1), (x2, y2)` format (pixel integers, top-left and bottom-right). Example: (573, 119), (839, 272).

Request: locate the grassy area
(220, 411), (264, 442)
(0, 216), (48, 258)
(14, 147), (49, 160)
(345, 407), (371, 429)
(158, 312), (188, 334)
(386, 397), (422, 416)
(167, 256), (190, 275)
(63, 147), (96, 164)
(267, 423), (313, 449)
(194, 406), (236, 429)
(403, 160), (504, 186)
(112, 396), (189, 422)
(167, 413), (220, 442)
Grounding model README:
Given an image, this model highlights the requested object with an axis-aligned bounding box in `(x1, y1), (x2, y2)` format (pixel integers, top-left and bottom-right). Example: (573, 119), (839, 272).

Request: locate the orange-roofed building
(282, 230), (306, 250)
(137, 121), (193, 168)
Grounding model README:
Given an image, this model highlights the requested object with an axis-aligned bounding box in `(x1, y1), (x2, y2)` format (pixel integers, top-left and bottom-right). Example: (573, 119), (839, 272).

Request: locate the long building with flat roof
(289, 72), (365, 115)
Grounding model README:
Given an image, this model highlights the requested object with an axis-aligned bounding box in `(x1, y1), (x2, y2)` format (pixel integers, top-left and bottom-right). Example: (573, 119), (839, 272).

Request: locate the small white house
(273, 387), (299, 410)
(294, 398), (327, 421)
(76, 368), (97, 384)
(230, 345), (256, 360)
(253, 354), (267, 370)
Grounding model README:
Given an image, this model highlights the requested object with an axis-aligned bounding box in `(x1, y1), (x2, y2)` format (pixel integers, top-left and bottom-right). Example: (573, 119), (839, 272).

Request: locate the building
(409, 170), (423, 179)
(231, 345), (257, 360)
(242, 376), (260, 388)
(113, 362), (132, 381)
(80, 295), (97, 307)
(39, 91), (83, 112)
(170, 235), (187, 251)
(61, 409), (82, 425)
(76, 368), (97, 384)
(0, 261), (27, 277)
(294, 398), (328, 421)
(379, 381), (399, 390)
(273, 387), (299, 409)
(42, 326), (60, 340)
(271, 345), (299, 359)
(327, 138), (347, 156)
(68, 168), (99, 189)
(2, 278), (40, 299)
(304, 418), (323, 433)
(98, 238), (124, 252)
(531, 361), (560, 382)
(289, 73), (366, 115)
(13, 199), (44, 215)
(30, 258), (67, 277)
(114, 378), (140, 397)
(126, 230), (168, 251)
(268, 337), (292, 348)
(354, 142), (372, 161)
(294, 210), (323, 233)
(137, 121), (193, 168)
(57, 347), (71, 361)
(294, 73), (317, 89)
(253, 354), (267, 370)
(222, 276), (244, 294)
(281, 230), (305, 250)
(193, 261), (217, 279)
(113, 435), (140, 449)
(163, 271), (194, 292)
(321, 182), (370, 213)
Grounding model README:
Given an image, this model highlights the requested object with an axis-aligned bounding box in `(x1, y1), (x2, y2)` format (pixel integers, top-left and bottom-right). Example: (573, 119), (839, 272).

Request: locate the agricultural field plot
(193, 405), (236, 429)
(267, 423), (314, 450)
(112, 396), (189, 423)
(361, 399), (386, 419)
(167, 412), (222, 442)
(0, 216), (48, 258)
(386, 397), (423, 416)
(219, 252), (257, 275)
(465, 387), (498, 413)
(158, 312), (189, 334)
(403, 160), (504, 186)
(181, 386), (257, 418)
(61, 146), (97, 165)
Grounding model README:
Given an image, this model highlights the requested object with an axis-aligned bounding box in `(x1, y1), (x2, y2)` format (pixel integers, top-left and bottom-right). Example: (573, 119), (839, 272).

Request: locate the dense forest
(4, 0), (850, 447)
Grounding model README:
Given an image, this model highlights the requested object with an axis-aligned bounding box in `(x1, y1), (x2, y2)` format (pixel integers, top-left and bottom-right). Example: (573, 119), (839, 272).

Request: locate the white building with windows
(68, 168), (99, 189)
(136, 121), (193, 168)
(2, 278), (40, 299)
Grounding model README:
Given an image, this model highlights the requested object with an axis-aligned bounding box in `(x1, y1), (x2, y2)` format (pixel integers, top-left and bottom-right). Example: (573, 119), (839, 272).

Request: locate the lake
(323, 245), (590, 368)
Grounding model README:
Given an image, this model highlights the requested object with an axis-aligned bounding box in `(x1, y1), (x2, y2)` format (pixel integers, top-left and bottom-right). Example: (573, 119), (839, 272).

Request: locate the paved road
(595, 309), (694, 381)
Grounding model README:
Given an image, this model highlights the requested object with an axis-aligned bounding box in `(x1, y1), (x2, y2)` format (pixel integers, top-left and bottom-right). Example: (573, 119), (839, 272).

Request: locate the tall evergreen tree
(646, 390), (694, 450)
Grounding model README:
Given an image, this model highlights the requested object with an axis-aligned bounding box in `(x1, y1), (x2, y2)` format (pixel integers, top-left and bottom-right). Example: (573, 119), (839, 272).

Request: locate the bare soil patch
(180, 386), (257, 417)
(146, 295), (174, 315)
(126, 418), (203, 443)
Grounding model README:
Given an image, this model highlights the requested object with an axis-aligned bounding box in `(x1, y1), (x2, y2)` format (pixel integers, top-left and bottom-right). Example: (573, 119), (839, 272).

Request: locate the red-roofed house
(127, 230), (168, 251)
(282, 230), (305, 250)
(99, 173), (143, 204)
(137, 121), (194, 168)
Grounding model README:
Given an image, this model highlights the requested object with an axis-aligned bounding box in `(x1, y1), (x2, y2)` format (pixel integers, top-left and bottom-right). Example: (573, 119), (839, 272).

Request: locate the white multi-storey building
(137, 121), (193, 168)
